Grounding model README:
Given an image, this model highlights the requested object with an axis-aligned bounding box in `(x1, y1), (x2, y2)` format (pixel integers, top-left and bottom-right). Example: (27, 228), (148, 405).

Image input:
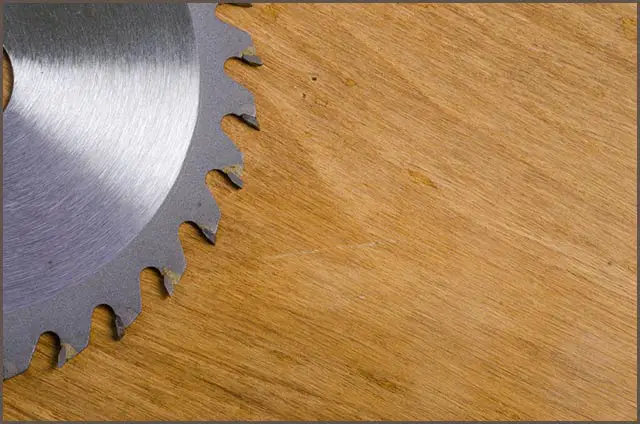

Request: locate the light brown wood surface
(2, 3), (637, 421)
(3, 48), (12, 110)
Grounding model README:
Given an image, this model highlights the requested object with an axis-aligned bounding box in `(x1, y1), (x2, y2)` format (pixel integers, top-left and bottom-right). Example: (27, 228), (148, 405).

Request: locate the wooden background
(2, 3), (637, 421)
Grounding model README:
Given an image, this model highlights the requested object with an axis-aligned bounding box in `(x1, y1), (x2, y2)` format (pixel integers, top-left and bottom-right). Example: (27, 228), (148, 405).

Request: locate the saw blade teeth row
(106, 7), (259, 349)
(3, 4), (261, 379)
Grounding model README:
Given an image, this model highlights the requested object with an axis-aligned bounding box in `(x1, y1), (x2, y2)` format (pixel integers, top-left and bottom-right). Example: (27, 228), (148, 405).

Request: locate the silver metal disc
(4, 4), (199, 312)
(3, 3), (260, 379)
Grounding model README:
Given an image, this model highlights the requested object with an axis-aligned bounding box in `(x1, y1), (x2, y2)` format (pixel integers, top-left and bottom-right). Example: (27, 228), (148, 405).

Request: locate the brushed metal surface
(3, 4), (199, 312)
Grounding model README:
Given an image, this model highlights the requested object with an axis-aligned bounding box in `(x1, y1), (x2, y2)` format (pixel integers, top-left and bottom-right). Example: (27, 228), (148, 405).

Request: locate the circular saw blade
(3, 3), (261, 379)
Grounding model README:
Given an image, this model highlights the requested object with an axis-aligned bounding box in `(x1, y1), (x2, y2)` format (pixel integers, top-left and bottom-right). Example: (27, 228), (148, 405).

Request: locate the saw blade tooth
(239, 113), (260, 130)
(162, 269), (178, 297)
(4, 307), (92, 377)
(57, 342), (81, 368)
(57, 344), (76, 368)
(187, 186), (223, 245)
(239, 46), (263, 67)
(210, 132), (244, 172)
(199, 130), (244, 186)
(200, 225), (218, 245)
(215, 16), (262, 66)
(111, 298), (142, 341)
(220, 160), (244, 188)
(223, 78), (259, 130)
(3, 332), (38, 379)
(54, 323), (91, 368)
(224, 168), (244, 188)
(157, 240), (187, 297)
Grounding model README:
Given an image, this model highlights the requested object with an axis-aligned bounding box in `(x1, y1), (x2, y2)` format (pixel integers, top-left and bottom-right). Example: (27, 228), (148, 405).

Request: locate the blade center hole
(3, 47), (14, 110)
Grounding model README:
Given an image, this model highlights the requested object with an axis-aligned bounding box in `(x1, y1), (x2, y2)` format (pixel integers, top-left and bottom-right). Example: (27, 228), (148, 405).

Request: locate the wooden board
(2, 3), (637, 420)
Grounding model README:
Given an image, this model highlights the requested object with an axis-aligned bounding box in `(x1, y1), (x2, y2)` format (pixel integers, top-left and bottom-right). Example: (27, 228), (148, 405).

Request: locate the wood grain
(2, 4), (637, 421)
(3, 48), (12, 110)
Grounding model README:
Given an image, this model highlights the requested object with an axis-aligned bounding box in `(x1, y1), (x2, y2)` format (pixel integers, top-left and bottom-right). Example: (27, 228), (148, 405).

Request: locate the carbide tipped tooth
(200, 226), (218, 245)
(185, 189), (222, 244)
(227, 172), (244, 188)
(57, 343), (79, 368)
(164, 279), (174, 296)
(54, 325), (90, 368)
(161, 267), (182, 296)
(113, 305), (141, 341)
(222, 163), (244, 188)
(240, 47), (263, 66)
(240, 113), (260, 130)
(154, 239), (186, 296)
